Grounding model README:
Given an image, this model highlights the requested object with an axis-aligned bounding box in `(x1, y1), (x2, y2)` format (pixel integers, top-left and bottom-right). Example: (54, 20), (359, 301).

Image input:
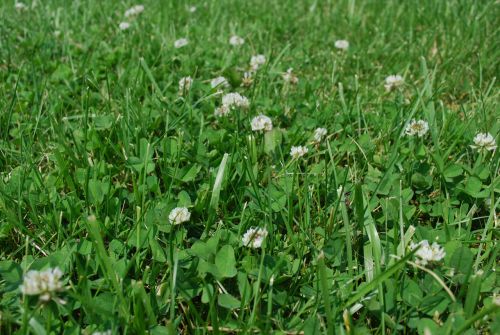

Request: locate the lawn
(0, 0), (499, 334)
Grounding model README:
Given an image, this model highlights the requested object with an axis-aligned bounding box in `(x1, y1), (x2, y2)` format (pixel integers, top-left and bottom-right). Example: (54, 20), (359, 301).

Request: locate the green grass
(0, 0), (499, 334)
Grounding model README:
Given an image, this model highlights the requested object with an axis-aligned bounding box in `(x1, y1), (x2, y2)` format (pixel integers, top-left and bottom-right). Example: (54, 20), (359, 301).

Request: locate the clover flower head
(242, 227), (268, 248)
(168, 207), (191, 225)
(471, 133), (497, 152)
(214, 105), (230, 117)
(251, 115), (273, 132)
(124, 5), (144, 17)
(119, 22), (130, 30)
(410, 240), (445, 266)
(290, 146), (308, 159)
(15, 2), (28, 10)
(241, 72), (254, 87)
(405, 119), (429, 137)
(20, 268), (64, 301)
(174, 38), (189, 49)
(384, 75), (404, 91)
(211, 76), (229, 89)
(250, 54), (266, 71)
(179, 76), (193, 93)
(334, 39), (349, 50)
(229, 35), (245, 46)
(222, 92), (249, 109)
(313, 128), (328, 142)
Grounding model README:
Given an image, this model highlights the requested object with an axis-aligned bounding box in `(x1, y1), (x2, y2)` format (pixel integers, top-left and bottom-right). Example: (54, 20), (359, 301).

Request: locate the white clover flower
(384, 75), (404, 91)
(251, 115), (273, 132)
(124, 5), (144, 17)
(241, 72), (253, 87)
(168, 207), (191, 225)
(20, 268), (64, 301)
(250, 54), (266, 71)
(188, 6), (197, 13)
(229, 35), (245, 46)
(174, 38), (189, 49)
(119, 22), (131, 31)
(214, 105), (230, 117)
(334, 40), (349, 50)
(210, 76), (229, 89)
(471, 133), (497, 152)
(282, 68), (299, 85)
(222, 92), (249, 109)
(242, 227), (268, 248)
(410, 240), (446, 266)
(405, 119), (429, 137)
(15, 2), (27, 10)
(178, 76), (193, 93)
(313, 127), (328, 142)
(290, 146), (309, 159)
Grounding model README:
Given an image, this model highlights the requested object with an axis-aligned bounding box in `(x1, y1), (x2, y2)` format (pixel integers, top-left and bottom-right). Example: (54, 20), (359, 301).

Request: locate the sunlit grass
(0, 0), (498, 334)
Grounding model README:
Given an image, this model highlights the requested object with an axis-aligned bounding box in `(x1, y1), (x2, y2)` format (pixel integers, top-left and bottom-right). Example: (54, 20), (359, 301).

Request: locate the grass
(0, 0), (499, 334)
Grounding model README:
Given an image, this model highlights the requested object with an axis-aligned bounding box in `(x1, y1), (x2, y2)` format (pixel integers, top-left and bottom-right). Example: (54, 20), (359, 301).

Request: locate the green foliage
(0, 0), (498, 334)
